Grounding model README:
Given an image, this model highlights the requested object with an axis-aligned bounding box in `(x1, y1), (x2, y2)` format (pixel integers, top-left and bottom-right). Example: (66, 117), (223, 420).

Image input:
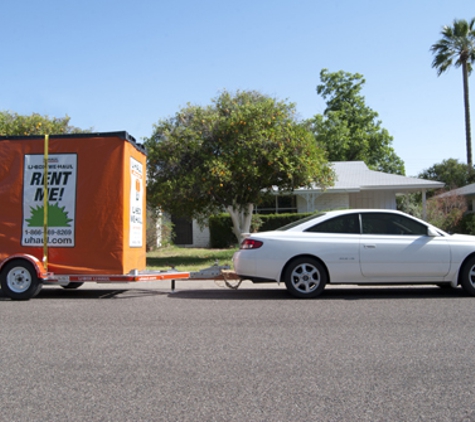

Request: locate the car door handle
(363, 244), (376, 249)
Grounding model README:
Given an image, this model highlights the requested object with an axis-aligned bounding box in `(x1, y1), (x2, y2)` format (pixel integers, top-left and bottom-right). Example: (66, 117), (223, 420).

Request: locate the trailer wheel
(61, 282), (84, 289)
(0, 260), (43, 300)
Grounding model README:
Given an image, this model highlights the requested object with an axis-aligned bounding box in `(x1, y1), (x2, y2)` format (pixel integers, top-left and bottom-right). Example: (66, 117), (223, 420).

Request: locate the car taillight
(240, 239), (263, 249)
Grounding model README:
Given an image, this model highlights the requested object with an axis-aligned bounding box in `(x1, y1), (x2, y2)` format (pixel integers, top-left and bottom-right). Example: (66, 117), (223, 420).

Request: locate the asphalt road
(1, 280), (475, 422)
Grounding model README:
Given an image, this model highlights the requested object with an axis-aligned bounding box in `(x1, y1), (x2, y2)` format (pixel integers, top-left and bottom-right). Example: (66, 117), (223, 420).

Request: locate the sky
(1, 0), (474, 177)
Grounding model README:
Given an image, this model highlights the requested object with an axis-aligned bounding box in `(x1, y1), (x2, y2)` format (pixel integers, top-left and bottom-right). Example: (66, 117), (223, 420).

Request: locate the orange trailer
(0, 132), (189, 300)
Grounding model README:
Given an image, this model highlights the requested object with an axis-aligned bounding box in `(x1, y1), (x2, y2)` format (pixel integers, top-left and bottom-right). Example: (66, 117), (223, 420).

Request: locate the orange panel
(0, 132), (147, 275)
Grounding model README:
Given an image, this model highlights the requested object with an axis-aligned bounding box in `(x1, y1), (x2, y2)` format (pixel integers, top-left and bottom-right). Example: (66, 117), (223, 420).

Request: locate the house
(435, 182), (475, 211)
(174, 161), (445, 247)
(291, 161), (444, 212)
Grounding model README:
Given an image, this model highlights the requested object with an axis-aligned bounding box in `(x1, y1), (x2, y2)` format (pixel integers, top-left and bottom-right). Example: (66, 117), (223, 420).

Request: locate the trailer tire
(62, 282), (84, 289)
(0, 260), (43, 300)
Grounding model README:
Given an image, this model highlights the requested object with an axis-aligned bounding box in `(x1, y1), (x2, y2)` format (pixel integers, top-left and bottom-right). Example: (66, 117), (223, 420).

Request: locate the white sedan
(233, 209), (475, 298)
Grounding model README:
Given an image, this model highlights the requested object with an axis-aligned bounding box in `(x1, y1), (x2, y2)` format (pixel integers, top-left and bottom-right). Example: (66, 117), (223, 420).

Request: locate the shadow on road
(0, 287), (169, 301)
(169, 285), (469, 301)
(0, 285), (469, 301)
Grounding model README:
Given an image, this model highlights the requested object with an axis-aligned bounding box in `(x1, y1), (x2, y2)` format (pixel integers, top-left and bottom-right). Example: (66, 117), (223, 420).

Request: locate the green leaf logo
(26, 203), (73, 227)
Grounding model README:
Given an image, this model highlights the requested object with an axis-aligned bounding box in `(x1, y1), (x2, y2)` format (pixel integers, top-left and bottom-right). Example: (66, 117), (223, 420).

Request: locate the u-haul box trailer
(0, 131), (189, 300)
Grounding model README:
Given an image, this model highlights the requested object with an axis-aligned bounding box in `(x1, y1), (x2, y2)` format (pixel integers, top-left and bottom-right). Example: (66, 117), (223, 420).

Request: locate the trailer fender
(0, 254), (49, 280)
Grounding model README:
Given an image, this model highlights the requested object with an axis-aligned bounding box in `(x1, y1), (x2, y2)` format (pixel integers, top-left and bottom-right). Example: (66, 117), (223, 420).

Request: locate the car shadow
(168, 285), (470, 301)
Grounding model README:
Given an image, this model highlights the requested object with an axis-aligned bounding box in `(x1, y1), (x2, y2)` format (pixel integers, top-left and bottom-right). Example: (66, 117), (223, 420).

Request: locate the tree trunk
(226, 203), (254, 244)
(462, 60), (473, 170)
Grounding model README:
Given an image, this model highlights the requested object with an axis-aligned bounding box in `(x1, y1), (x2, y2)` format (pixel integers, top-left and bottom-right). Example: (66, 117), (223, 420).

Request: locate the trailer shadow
(0, 287), (169, 300)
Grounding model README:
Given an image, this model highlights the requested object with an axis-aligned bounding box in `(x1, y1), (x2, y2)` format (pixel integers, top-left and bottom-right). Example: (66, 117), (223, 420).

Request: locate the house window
(255, 195), (297, 214)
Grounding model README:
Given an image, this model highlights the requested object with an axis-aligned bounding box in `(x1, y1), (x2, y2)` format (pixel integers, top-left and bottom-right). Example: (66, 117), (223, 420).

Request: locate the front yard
(146, 246), (238, 272)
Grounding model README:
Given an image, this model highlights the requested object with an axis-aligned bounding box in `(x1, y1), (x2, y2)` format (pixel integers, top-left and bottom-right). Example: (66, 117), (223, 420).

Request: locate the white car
(233, 209), (475, 298)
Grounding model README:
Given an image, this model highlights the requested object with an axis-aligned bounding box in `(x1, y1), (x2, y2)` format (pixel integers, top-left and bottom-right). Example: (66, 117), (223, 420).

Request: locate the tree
(145, 90), (333, 242)
(308, 69), (405, 175)
(431, 18), (475, 168)
(418, 158), (472, 189)
(0, 111), (87, 136)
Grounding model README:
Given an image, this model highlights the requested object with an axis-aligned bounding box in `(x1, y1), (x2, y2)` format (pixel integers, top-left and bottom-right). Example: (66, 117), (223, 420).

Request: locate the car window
(361, 213), (428, 235)
(277, 213), (326, 231)
(305, 213), (360, 234)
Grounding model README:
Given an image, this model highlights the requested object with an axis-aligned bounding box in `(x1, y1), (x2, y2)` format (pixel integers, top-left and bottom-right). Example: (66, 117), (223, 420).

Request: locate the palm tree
(431, 18), (475, 169)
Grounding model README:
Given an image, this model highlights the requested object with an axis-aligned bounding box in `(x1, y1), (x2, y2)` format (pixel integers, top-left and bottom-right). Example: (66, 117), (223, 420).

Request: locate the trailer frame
(0, 253), (190, 300)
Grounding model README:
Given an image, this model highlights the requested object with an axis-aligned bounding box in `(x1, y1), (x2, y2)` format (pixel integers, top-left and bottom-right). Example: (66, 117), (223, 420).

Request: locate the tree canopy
(0, 111), (86, 136)
(418, 158), (473, 189)
(431, 18), (475, 169)
(308, 69), (405, 175)
(145, 90), (333, 241)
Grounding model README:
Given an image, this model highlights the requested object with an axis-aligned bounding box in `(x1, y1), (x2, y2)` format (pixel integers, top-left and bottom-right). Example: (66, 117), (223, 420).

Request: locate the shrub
(146, 208), (174, 251)
(208, 214), (236, 248)
(397, 193), (423, 219)
(426, 190), (467, 233)
(460, 213), (475, 235)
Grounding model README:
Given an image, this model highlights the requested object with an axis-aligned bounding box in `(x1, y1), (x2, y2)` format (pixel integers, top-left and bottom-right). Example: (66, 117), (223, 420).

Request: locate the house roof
(308, 161), (445, 193)
(437, 182), (475, 198)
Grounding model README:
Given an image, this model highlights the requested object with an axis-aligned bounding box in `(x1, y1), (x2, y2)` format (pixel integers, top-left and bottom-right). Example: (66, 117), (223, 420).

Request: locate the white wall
(191, 220), (210, 248)
(296, 192), (350, 212)
(315, 193), (350, 211)
(349, 191), (396, 209)
(296, 191), (397, 212)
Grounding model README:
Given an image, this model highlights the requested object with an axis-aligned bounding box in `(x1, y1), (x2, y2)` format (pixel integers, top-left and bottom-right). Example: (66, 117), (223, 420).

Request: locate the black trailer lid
(0, 131), (146, 154)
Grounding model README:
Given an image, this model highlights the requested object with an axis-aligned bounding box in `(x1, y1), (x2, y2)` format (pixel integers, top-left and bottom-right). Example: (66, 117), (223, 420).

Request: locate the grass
(146, 246), (238, 272)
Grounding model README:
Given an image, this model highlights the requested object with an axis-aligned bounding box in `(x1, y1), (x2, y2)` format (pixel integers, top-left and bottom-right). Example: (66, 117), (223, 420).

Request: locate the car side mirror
(427, 227), (439, 237)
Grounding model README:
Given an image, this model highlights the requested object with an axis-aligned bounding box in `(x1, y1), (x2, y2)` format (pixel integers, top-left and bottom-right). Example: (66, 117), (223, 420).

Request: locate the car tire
(460, 256), (475, 296)
(0, 260), (43, 300)
(61, 282), (84, 289)
(283, 257), (327, 299)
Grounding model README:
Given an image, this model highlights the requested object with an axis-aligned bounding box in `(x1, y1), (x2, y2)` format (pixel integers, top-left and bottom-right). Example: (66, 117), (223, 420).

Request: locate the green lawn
(146, 246), (238, 272)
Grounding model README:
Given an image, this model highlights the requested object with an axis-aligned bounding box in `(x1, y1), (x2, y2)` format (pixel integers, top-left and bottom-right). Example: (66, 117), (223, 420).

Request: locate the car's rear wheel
(460, 256), (475, 296)
(284, 257), (327, 298)
(0, 260), (43, 300)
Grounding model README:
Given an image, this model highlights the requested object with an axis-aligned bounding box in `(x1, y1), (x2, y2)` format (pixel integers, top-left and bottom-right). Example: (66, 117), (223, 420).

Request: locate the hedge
(209, 212), (315, 248)
(460, 213), (475, 235)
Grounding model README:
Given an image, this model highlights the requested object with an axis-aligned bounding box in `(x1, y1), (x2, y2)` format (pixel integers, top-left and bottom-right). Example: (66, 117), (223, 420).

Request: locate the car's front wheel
(283, 257), (327, 299)
(460, 256), (475, 296)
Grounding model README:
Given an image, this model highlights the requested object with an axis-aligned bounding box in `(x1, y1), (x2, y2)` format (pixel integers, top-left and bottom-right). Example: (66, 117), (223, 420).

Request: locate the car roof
(278, 209), (432, 232)
(323, 209), (407, 216)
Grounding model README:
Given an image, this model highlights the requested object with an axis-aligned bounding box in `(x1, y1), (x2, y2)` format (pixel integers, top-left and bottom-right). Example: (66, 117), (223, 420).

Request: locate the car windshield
(276, 213), (326, 231)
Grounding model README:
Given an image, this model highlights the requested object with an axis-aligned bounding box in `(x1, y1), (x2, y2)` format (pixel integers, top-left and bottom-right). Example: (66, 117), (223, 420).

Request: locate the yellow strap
(43, 134), (49, 270)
